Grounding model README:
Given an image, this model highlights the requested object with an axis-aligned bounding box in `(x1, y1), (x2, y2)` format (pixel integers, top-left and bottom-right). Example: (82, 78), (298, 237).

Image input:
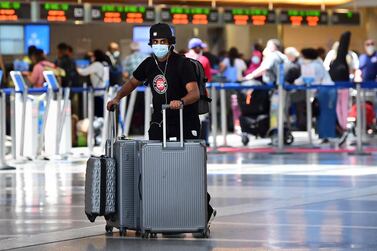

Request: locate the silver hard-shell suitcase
(139, 105), (209, 238)
(85, 156), (116, 222)
(85, 106), (117, 223)
(106, 138), (140, 236)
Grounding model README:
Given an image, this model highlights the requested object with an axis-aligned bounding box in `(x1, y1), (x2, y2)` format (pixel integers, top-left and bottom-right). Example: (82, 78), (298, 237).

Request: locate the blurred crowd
(0, 30), (377, 146)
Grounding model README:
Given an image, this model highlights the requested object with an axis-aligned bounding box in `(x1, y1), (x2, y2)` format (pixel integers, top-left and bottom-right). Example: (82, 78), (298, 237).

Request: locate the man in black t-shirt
(107, 23), (215, 224)
(107, 23), (200, 140)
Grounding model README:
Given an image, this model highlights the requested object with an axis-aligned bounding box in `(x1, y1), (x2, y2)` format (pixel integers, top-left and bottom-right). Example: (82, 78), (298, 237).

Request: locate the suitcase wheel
(119, 229), (127, 237)
(285, 133), (294, 145)
(193, 228), (210, 239)
(202, 228), (210, 238)
(241, 134), (249, 146)
(105, 225), (113, 234)
(86, 213), (96, 223)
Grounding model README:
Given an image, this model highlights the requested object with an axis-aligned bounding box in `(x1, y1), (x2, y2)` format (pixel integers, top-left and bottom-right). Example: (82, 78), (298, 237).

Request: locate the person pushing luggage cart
(107, 23), (216, 232)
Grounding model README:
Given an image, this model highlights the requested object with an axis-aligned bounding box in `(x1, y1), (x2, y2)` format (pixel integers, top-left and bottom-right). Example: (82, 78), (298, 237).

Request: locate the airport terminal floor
(1, 134), (377, 251)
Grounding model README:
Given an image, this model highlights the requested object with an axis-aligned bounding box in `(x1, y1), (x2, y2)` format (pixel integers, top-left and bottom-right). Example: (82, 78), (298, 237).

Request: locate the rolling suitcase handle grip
(162, 104), (184, 148)
(106, 104), (117, 158)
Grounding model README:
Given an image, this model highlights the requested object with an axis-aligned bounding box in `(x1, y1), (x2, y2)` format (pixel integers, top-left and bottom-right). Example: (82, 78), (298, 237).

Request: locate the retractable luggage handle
(107, 104), (117, 158)
(162, 104), (184, 148)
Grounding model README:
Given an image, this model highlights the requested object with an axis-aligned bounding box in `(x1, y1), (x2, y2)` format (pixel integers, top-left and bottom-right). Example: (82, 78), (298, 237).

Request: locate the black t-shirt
(133, 52), (199, 127)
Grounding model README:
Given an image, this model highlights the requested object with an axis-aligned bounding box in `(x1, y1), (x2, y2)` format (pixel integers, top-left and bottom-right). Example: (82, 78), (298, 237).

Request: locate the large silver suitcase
(139, 105), (209, 238)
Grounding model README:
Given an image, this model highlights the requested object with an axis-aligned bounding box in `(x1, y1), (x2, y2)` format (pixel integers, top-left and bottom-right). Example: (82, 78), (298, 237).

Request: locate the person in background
(202, 43), (219, 69)
(106, 42), (121, 67)
(185, 38), (212, 146)
(324, 41), (359, 79)
(67, 45), (75, 59)
(106, 42), (123, 86)
(358, 39), (377, 81)
(317, 47), (327, 61)
(25, 49), (56, 88)
(329, 31), (352, 146)
(122, 42), (148, 80)
(284, 47), (301, 84)
(77, 49), (107, 117)
(294, 48), (334, 142)
(185, 38), (212, 82)
(219, 47), (247, 133)
(219, 47), (247, 82)
(218, 50), (227, 63)
(56, 42), (79, 88)
(21, 45), (37, 72)
(243, 39), (286, 84)
(284, 47), (303, 130)
(244, 43), (263, 77)
(0, 54), (5, 87)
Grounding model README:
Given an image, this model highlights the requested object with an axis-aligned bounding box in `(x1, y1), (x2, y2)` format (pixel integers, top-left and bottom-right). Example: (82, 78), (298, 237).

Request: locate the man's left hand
(169, 100), (183, 110)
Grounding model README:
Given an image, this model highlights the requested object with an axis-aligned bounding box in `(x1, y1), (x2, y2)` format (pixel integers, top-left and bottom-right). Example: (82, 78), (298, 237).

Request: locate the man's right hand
(107, 98), (120, 111)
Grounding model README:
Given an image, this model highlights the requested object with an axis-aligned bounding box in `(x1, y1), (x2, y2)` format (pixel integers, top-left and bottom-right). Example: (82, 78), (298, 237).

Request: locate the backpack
(186, 58), (212, 115)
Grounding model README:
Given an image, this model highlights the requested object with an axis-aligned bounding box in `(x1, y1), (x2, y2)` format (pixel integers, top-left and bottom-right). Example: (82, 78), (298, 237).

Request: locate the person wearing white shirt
(219, 47), (247, 82)
(78, 49), (108, 117)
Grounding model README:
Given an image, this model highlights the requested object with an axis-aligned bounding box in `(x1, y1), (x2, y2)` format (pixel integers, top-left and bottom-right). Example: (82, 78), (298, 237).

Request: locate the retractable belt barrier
(1, 80), (377, 160)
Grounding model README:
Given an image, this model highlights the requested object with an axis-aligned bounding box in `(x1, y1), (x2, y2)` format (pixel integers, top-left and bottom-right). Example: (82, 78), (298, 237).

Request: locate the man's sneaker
(193, 209), (216, 238)
(208, 209), (217, 227)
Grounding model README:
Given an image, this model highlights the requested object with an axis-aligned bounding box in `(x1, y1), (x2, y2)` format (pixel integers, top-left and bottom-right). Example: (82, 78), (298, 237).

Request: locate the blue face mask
(152, 44), (169, 59)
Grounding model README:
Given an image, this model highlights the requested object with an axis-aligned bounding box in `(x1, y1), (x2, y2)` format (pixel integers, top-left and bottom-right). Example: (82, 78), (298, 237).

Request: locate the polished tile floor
(1, 146), (377, 250)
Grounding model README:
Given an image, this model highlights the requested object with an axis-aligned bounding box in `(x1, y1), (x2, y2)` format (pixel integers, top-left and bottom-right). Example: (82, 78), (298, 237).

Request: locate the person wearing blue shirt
(359, 39), (377, 81)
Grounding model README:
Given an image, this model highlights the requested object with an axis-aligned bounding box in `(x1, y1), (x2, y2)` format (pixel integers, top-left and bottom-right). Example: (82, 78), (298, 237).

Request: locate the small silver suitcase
(139, 105), (209, 238)
(85, 108), (117, 223)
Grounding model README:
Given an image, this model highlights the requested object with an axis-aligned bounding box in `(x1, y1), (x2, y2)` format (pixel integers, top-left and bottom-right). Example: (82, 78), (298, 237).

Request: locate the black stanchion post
(209, 83), (220, 153)
(83, 83), (88, 118)
(349, 82), (370, 156)
(220, 83), (228, 147)
(87, 88), (94, 154)
(272, 64), (290, 155)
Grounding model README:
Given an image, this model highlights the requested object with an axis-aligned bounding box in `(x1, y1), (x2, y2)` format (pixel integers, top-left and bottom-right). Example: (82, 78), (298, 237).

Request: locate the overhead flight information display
(224, 9), (276, 25)
(91, 5), (155, 24)
(331, 11), (360, 25)
(40, 3), (84, 22)
(279, 10), (328, 26)
(160, 7), (219, 25)
(0, 2), (30, 21)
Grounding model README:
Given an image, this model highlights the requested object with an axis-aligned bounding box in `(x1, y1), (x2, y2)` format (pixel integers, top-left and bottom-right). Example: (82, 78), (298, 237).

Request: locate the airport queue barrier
(1, 78), (377, 166)
(0, 84), (149, 166)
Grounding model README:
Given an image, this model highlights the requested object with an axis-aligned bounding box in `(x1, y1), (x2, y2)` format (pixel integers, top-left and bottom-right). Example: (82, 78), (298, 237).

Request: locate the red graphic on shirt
(153, 75), (168, 94)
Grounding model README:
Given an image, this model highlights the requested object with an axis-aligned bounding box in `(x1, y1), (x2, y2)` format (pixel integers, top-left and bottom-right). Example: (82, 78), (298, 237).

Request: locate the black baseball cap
(149, 23), (176, 45)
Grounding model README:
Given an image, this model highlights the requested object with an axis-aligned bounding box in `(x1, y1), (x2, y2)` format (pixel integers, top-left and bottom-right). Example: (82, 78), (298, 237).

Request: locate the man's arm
(244, 64), (267, 80)
(169, 81), (200, 109)
(107, 77), (142, 110)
